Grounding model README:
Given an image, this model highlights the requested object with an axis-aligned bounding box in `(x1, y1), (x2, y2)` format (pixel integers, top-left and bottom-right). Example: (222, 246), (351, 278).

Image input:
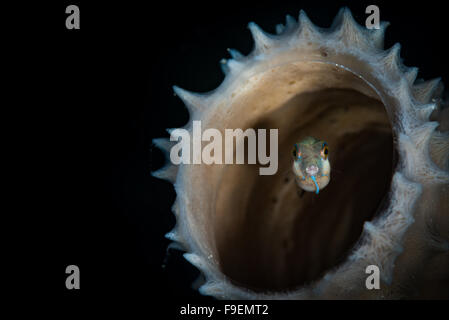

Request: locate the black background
(30, 0), (448, 313)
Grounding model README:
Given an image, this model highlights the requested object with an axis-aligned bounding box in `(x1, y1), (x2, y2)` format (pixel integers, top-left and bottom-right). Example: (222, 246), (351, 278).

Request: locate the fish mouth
(305, 165), (319, 176)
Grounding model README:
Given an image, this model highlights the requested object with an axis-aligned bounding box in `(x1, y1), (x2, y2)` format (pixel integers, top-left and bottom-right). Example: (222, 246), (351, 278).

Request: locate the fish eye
(321, 143), (329, 160)
(293, 144), (301, 159)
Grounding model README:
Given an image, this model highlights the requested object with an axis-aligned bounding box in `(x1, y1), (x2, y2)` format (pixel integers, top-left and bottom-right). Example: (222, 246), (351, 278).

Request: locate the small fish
(292, 136), (331, 194)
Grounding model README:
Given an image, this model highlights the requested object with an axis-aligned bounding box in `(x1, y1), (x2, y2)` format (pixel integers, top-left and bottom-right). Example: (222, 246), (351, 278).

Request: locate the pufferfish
(292, 136), (330, 194)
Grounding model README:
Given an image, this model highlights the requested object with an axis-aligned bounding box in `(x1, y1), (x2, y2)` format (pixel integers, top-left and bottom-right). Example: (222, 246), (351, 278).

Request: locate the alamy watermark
(169, 121), (278, 175)
(65, 265), (80, 289)
(65, 5), (80, 30)
(365, 265), (380, 289)
(365, 5), (380, 29)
